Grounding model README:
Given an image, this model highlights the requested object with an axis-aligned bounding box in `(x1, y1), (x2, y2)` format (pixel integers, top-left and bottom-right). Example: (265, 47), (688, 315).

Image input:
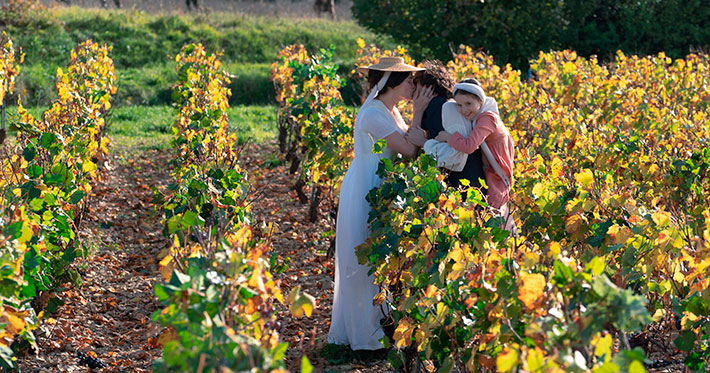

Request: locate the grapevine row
(153, 43), (313, 372)
(274, 41), (710, 371)
(372, 47), (710, 372)
(0, 36), (115, 368)
(271, 45), (353, 229)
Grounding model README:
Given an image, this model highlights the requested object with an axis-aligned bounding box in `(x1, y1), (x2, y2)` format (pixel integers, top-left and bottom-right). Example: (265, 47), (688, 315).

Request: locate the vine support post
(326, 202), (338, 258)
(277, 114), (289, 154)
(308, 184), (322, 223)
(294, 179), (308, 204)
(0, 102), (6, 144)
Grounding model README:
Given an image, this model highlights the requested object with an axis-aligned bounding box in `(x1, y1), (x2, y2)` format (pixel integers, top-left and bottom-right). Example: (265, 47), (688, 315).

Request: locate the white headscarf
(453, 82), (486, 102)
(454, 82), (500, 120)
(424, 82), (509, 191)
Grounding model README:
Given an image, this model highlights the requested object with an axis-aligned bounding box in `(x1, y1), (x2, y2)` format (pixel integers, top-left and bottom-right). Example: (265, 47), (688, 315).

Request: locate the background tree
(314, 0), (336, 19)
(352, 0), (710, 71)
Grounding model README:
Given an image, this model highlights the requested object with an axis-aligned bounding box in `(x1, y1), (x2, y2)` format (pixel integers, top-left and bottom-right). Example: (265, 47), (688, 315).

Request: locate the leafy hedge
(352, 0), (710, 71)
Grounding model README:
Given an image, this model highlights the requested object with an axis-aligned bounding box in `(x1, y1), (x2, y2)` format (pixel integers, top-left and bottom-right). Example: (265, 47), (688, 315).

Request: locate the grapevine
(153, 43), (313, 372)
(282, 41), (710, 371)
(0, 38), (115, 369)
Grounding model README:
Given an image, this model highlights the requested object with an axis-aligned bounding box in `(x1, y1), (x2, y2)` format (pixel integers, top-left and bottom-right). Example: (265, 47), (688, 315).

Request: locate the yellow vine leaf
(424, 285), (437, 298)
(158, 254), (174, 281)
(518, 273), (546, 312)
(629, 360), (646, 373)
(594, 333), (612, 358)
(393, 318), (414, 349)
(651, 211), (671, 226)
(288, 286), (315, 318)
(157, 327), (178, 346)
(0, 307), (28, 337)
(565, 214), (583, 233)
(373, 292), (386, 306)
(574, 169), (594, 188)
(496, 347), (519, 372)
(525, 347), (545, 372)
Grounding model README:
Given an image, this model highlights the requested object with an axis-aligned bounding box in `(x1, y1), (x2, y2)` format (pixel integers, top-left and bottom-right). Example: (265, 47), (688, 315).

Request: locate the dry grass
(39, 0), (354, 19)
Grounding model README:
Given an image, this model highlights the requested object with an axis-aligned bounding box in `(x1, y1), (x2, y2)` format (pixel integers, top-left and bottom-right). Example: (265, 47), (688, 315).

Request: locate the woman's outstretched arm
(385, 132), (419, 158)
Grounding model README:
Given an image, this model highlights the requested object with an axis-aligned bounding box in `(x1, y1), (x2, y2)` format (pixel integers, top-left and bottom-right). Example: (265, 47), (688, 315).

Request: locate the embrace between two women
(328, 57), (515, 351)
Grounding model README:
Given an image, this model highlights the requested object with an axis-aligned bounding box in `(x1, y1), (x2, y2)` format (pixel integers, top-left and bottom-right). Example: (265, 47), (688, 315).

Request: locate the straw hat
(357, 56), (424, 73)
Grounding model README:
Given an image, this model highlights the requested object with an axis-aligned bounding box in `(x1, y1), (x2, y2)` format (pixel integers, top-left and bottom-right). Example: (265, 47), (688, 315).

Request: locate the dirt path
(17, 140), (171, 372)
(39, 0), (354, 19)
(243, 140), (393, 373)
(17, 138), (392, 372)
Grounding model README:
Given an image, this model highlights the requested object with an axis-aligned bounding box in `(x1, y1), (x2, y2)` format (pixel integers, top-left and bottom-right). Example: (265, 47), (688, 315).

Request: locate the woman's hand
(435, 131), (452, 143)
(413, 85), (435, 117)
(405, 126), (428, 147)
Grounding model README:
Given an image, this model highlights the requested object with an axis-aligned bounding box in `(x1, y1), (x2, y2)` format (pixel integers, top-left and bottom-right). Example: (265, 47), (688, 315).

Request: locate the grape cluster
(258, 303), (274, 318)
(264, 320), (281, 331)
(77, 351), (107, 369)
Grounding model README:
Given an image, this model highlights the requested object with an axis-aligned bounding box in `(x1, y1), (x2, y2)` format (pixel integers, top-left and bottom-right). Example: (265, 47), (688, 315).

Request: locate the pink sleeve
(449, 112), (497, 154)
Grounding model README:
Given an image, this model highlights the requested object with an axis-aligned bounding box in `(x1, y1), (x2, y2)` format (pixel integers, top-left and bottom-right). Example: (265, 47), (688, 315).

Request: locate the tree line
(352, 0), (710, 71)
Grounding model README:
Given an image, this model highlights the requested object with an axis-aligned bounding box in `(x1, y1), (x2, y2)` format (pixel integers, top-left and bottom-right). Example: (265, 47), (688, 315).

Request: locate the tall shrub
(352, 0), (710, 71)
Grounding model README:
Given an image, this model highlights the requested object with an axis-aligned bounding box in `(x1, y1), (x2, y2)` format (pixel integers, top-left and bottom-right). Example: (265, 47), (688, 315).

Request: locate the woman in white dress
(328, 57), (433, 351)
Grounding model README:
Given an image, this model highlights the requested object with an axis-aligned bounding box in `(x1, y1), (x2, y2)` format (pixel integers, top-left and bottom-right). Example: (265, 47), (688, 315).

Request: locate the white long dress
(328, 99), (408, 350)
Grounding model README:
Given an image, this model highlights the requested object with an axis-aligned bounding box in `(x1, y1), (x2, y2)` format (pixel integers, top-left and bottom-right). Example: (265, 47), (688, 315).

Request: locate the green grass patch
(108, 104), (277, 144)
(109, 104), (276, 137)
(110, 134), (172, 153)
(226, 63), (274, 106)
(115, 65), (176, 106)
(228, 105), (278, 144)
(107, 105), (174, 137)
(7, 104), (277, 145)
(4, 6), (387, 107)
(38, 7), (387, 68)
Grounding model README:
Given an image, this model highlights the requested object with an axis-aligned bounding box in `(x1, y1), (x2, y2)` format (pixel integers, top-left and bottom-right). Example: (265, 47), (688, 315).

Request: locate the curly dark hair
(413, 60), (455, 98)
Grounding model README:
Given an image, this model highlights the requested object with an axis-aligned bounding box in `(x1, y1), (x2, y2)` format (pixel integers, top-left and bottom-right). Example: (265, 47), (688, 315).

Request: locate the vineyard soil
(15, 140), (171, 372)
